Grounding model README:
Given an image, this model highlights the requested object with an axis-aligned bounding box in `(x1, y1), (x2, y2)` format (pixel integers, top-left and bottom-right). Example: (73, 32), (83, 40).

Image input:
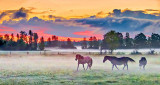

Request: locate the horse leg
(89, 67), (91, 70)
(77, 64), (79, 71)
(86, 64), (89, 70)
(89, 65), (91, 70)
(83, 64), (85, 70)
(115, 65), (119, 70)
(123, 64), (126, 70)
(143, 65), (145, 70)
(112, 65), (114, 70)
(126, 64), (128, 70)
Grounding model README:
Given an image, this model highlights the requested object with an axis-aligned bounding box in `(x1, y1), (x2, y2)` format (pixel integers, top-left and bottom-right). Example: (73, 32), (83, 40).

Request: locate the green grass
(0, 70), (159, 85)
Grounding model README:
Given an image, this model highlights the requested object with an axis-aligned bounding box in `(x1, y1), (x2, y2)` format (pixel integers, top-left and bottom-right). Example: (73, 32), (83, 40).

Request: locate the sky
(0, 0), (160, 41)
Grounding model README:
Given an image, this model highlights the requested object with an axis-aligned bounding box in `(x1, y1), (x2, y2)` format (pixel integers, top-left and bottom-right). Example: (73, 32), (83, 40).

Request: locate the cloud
(0, 7), (54, 21)
(13, 8), (27, 19)
(0, 8), (160, 40)
(112, 9), (160, 20)
(1, 17), (103, 40)
(144, 9), (159, 12)
(0, 25), (16, 35)
(0, 12), (7, 19)
(74, 16), (160, 36)
(73, 30), (102, 38)
(47, 15), (65, 21)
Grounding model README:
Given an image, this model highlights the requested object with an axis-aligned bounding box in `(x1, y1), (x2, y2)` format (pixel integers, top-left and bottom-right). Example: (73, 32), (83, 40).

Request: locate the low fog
(0, 52), (159, 74)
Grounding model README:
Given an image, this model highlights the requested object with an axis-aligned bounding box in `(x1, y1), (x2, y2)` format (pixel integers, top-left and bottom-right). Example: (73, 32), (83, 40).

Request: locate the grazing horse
(103, 56), (135, 70)
(75, 54), (93, 71)
(139, 57), (147, 70)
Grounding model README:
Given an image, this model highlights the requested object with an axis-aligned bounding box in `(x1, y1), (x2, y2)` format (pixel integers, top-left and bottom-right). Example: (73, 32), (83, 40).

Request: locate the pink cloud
(73, 30), (103, 39)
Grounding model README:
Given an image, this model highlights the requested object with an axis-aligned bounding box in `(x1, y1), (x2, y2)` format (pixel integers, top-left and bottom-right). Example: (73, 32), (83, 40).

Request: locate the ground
(0, 53), (159, 85)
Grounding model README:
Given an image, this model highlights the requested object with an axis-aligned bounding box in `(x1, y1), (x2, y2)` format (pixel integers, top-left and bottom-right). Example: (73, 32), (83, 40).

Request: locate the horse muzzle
(103, 60), (106, 63)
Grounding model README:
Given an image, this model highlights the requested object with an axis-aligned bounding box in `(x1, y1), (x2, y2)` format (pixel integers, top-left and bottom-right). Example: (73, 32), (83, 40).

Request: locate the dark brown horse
(103, 56), (135, 70)
(139, 57), (147, 70)
(75, 54), (93, 71)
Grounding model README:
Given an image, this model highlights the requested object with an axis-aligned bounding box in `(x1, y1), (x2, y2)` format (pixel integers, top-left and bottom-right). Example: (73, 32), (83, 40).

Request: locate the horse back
(78, 56), (92, 64)
(84, 56), (92, 61)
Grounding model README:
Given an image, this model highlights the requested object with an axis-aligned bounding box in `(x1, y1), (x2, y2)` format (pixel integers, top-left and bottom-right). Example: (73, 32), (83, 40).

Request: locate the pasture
(0, 53), (159, 85)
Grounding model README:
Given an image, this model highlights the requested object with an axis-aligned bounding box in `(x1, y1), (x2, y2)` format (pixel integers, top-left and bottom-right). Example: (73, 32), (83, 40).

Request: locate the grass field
(0, 54), (159, 85)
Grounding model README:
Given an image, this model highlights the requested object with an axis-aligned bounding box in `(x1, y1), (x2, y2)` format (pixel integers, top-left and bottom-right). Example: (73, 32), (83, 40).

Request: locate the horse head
(141, 57), (146, 61)
(103, 56), (109, 63)
(75, 54), (84, 61)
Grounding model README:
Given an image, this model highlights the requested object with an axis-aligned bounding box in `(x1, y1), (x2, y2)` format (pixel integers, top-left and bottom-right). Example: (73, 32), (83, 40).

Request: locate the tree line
(0, 30), (160, 52)
(0, 30), (45, 50)
(46, 36), (76, 49)
(81, 30), (160, 54)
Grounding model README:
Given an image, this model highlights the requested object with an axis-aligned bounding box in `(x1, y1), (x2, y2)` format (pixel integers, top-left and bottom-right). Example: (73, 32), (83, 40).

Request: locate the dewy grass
(0, 70), (159, 85)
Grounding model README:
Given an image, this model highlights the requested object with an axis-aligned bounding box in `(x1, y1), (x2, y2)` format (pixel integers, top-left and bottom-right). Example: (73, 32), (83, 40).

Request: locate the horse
(75, 54), (93, 71)
(139, 57), (147, 70)
(103, 56), (135, 70)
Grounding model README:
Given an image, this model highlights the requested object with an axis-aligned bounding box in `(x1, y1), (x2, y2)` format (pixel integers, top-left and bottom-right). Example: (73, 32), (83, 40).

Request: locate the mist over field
(0, 53), (159, 72)
(0, 51), (159, 84)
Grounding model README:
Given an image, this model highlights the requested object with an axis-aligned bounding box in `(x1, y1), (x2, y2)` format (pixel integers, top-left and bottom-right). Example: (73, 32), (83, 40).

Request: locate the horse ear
(76, 54), (79, 57)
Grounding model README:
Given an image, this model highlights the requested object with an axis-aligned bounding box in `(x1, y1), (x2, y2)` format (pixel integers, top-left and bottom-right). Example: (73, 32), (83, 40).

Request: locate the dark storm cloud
(0, 12), (7, 19)
(13, 8), (27, 19)
(112, 9), (160, 20)
(0, 7), (54, 20)
(75, 16), (160, 33)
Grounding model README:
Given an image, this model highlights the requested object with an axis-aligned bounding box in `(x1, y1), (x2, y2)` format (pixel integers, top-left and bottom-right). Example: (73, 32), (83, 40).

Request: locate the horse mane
(76, 54), (84, 59)
(105, 56), (116, 59)
(79, 55), (84, 59)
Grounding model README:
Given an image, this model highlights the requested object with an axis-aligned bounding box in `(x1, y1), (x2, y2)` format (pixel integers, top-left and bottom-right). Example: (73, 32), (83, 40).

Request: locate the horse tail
(127, 57), (135, 62)
(90, 59), (93, 67)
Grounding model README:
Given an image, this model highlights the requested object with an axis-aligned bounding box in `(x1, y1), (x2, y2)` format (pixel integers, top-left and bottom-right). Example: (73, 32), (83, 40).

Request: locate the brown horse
(103, 56), (135, 70)
(75, 54), (93, 71)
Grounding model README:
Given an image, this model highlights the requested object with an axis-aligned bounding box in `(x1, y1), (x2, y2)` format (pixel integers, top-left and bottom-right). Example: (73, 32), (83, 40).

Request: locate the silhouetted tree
(104, 30), (119, 54)
(33, 33), (38, 50)
(17, 34), (19, 40)
(150, 33), (160, 48)
(134, 33), (147, 48)
(11, 33), (14, 41)
(4, 34), (9, 41)
(89, 36), (93, 48)
(29, 30), (33, 49)
(92, 36), (99, 49)
(82, 37), (87, 49)
(47, 37), (51, 46)
(125, 32), (133, 48)
(39, 37), (45, 50)
(51, 35), (58, 47)
(20, 31), (27, 39)
(17, 38), (26, 50)
(67, 38), (73, 47)
(117, 32), (124, 48)
(0, 38), (5, 47)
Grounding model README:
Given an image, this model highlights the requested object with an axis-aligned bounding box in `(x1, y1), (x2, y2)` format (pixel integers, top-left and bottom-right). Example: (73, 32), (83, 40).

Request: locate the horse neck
(107, 57), (112, 62)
